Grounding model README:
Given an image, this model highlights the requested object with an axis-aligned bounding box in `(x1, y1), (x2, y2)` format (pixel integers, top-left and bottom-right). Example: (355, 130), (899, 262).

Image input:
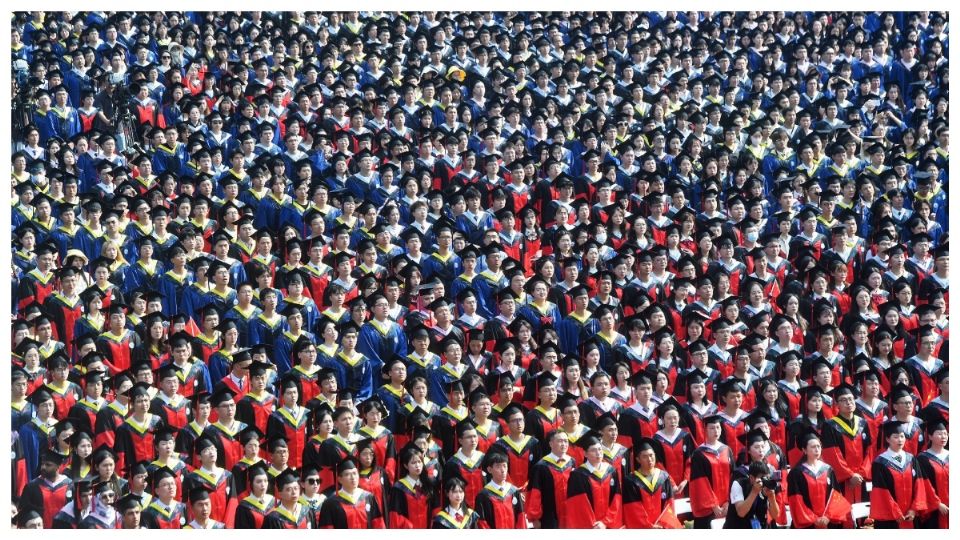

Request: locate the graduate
(473, 449), (528, 528)
(356, 437), (390, 526)
(18, 388), (58, 479)
(356, 397), (397, 482)
(265, 374), (309, 470)
(318, 457), (385, 528)
(201, 387), (248, 470)
(149, 365), (193, 430)
(316, 406), (360, 492)
(51, 479), (93, 529)
(235, 361), (278, 434)
(441, 419), (486, 508)
(43, 353), (81, 420)
(526, 429), (575, 528)
(430, 477), (480, 529)
(564, 432), (622, 529)
(19, 448), (73, 528)
(820, 383), (872, 503)
(617, 372), (659, 450)
(688, 414), (735, 528)
(263, 469), (314, 528)
(432, 379), (471, 458)
(621, 438), (683, 529)
(869, 420), (929, 528)
(373, 357), (410, 433)
(329, 321), (380, 401)
(916, 419), (949, 529)
(653, 399), (695, 494)
(787, 429), (852, 529)
(95, 303), (141, 376)
(162, 331), (213, 400)
(491, 403), (540, 489)
(233, 463), (275, 529)
(287, 337), (323, 403)
(524, 372), (562, 454)
(114, 382), (165, 472)
(388, 446), (437, 529)
(183, 435), (238, 527)
(140, 466), (188, 529)
(556, 285), (599, 356)
(357, 292), (408, 368)
(182, 486), (226, 529)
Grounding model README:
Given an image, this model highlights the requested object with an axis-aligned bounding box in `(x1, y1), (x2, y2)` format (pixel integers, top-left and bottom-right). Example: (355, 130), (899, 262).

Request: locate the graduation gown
(19, 475), (73, 528)
(787, 461), (849, 528)
(388, 476), (435, 529)
(183, 467), (238, 527)
(430, 507), (479, 529)
(356, 318), (407, 370)
(491, 435), (540, 489)
(318, 489), (385, 528)
(432, 405), (470, 458)
(869, 450), (928, 527)
(329, 351), (379, 402)
(474, 481), (528, 529)
(141, 499), (188, 529)
(654, 429), (695, 490)
(95, 329), (139, 375)
(357, 425), (396, 482)
(821, 414), (872, 503)
(526, 454), (574, 528)
(234, 494), (276, 529)
(565, 462), (622, 529)
(442, 450), (485, 508)
(93, 401), (127, 450)
(524, 406), (561, 455)
(358, 466), (389, 526)
(202, 421), (248, 470)
(149, 393), (192, 431)
(622, 468), (681, 528)
(316, 435), (358, 493)
(263, 502), (313, 529)
(916, 450), (949, 529)
(265, 406), (309, 469)
(236, 392), (276, 434)
(688, 443), (735, 519)
(617, 403), (659, 450)
(43, 293), (83, 356)
(114, 414), (164, 472)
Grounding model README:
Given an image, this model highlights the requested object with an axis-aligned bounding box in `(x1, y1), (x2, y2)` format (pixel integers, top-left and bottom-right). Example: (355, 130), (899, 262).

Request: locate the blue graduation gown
(557, 312), (600, 356)
(356, 319), (408, 369)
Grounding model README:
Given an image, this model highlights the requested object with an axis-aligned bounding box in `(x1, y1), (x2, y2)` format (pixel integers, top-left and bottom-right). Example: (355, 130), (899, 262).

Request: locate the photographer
(725, 460), (780, 528)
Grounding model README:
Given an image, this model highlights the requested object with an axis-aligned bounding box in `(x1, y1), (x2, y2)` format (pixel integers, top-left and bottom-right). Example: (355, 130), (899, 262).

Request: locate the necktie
(455, 512), (463, 521)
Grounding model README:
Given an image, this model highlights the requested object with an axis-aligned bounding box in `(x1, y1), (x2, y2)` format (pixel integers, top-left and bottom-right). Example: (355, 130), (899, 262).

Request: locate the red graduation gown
(203, 421), (247, 470)
(616, 404), (659, 449)
(565, 463), (622, 529)
(95, 330), (138, 375)
(688, 443), (734, 518)
(491, 434), (540, 489)
(474, 481), (527, 529)
(318, 489), (385, 528)
(141, 499), (188, 529)
(787, 461), (847, 528)
(718, 411), (747, 459)
(821, 414), (872, 503)
(317, 435), (358, 493)
(916, 450), (949, 528)
(525, 454), (573, 528)
(20, 475), (73, 528)
(114, 414), (163, 472)
(357, 425), (396, 482)
(265, 406), (308, 469)
(388, 477), (434, 529)
(654, 429), (695, 489)
(358, 467), (389, 526)
(184, 467), (237, 527)
(234, 494), (274, 529)
(622, 468), (679, 528)
(263, 502), (313, 528)
(870, 451), (928, 527)
(235, 392), (276, 434)
(441, 450), (485, 507)
(149, 393), (192, 430)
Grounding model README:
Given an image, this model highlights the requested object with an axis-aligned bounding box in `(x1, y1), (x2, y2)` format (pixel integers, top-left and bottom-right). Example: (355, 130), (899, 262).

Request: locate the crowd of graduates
(10, 9), (950, 531)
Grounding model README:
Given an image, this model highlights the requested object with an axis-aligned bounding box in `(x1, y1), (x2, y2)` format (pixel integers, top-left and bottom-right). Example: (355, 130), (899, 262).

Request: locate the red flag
(656, 504), (684, 529)
(823, 489), (853, 522)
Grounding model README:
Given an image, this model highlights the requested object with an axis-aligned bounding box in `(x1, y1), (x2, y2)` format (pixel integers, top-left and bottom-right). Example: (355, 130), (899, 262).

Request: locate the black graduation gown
(20, 475), (73, 528)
